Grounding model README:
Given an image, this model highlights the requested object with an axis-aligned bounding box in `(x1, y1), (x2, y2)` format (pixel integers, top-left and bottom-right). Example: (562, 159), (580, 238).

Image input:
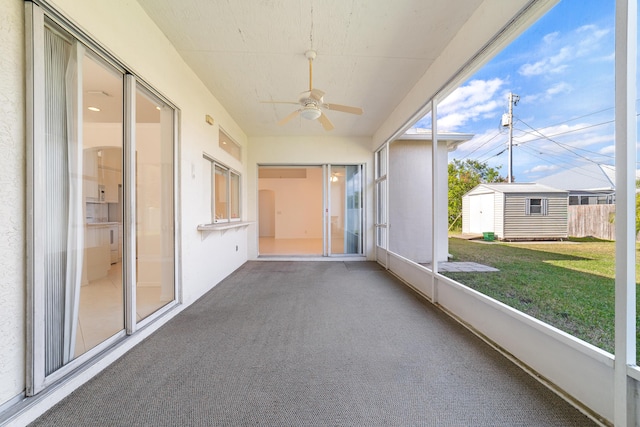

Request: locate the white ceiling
(135, 0), (487, 137)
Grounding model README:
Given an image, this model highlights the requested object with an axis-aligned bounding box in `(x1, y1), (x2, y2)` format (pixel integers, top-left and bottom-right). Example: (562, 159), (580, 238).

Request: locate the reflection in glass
(230, 172), (240, 219)
(215, 165), (228, 221)
(330, 166), (363, 255)
(135, 86), (174, 320)
(77, 53), (125, 358)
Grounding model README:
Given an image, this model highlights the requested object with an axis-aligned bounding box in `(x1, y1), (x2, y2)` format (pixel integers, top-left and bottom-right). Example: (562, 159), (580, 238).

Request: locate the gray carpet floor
(31, 261), (595, 426)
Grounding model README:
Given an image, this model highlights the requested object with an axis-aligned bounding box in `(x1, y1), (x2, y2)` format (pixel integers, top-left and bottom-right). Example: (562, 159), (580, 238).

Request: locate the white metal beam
(614, 0), (637, 425)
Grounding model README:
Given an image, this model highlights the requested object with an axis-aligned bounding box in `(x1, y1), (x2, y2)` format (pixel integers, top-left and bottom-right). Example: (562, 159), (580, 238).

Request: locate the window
(525, 198), (548, 215)
(219, 129), (241, 161)
(204, 156), (241, 223)
(374, 146), (388, 248)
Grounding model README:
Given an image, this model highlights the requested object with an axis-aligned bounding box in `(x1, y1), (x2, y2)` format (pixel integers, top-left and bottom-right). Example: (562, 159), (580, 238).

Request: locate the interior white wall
(84, 123), (122, 148)
(0, 0), (26, 406)
(247, 135), (374, 259)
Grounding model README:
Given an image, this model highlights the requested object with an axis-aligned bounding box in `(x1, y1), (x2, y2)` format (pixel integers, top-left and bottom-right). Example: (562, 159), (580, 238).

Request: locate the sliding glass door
(134, 85), (175, 321)
(328, 165), (363, 255)
(258, 164), (363, 257)
(26, 4), (177, 395)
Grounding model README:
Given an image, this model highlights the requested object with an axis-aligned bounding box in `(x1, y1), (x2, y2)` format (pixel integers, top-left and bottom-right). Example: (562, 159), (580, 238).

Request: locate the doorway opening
(258, 165), (363, 257)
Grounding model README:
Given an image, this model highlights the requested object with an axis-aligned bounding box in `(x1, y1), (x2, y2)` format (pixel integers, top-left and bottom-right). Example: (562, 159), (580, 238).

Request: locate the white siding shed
(462, 183), (568, 240)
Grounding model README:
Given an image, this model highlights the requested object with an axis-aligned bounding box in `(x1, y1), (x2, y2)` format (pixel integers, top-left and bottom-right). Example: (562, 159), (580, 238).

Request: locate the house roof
(395, 130), (474, 152)
(536, 164), (616, 192)
(135, 0), (545, 138)
(467, 183), (568, 196)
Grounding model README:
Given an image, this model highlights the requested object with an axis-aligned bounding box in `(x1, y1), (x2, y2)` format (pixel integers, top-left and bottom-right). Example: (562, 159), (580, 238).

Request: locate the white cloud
(599, 144), (615, 155)
(526, 164), (559, 174)
(543, 32), (559, 44)
(522, 82), (572, 104)
(433, 78), (505, 131)
(546, 82), (572, 96)
(518, 24), (611, 78)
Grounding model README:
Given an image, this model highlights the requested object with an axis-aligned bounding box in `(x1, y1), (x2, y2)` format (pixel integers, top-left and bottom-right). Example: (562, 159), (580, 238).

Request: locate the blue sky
(414, 1), (624, 183)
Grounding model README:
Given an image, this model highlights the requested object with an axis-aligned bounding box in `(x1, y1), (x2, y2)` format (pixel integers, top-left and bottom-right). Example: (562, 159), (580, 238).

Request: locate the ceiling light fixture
(300, 106), (321, 120)
(87, 106), (100, 112)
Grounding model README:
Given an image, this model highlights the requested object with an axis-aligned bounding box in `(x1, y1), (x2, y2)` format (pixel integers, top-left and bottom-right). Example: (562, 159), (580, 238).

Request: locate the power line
(513, 125), (615, 160)
(516, 118), (610, 167)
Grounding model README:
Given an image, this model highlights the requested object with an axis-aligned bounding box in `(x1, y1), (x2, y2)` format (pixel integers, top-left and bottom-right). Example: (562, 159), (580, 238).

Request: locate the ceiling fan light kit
(262, 50), (363, 131)
(300, 106), (322, 120)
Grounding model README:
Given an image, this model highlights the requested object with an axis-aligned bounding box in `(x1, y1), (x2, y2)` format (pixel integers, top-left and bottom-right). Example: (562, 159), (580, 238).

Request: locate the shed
(462, 183), (568, 241)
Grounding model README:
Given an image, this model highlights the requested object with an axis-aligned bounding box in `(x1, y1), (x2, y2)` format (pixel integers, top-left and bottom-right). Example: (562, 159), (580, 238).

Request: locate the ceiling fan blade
(323, 103), (363, 115)
(309, 88), (325, 101)
(317, 112), (334, 131)
(278, 109), (301, 125)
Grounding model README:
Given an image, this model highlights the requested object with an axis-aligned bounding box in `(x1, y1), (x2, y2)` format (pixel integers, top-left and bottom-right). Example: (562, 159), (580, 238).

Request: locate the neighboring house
(462, 183), (568, 241)
(388, 131), (472, 263)
(536, 163), (616, 205)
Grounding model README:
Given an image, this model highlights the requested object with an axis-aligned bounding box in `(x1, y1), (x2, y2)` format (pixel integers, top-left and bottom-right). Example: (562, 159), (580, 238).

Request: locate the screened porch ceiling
(135, 0), (542, 138)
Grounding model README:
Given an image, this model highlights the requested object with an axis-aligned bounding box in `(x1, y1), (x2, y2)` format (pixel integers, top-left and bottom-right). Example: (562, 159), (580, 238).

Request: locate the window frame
(525, 197), (548, 215)
(204, 155), (241, 224)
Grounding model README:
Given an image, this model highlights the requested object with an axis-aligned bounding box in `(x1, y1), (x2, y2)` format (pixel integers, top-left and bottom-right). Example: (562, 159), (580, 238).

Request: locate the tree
(448, 159), (506, 230)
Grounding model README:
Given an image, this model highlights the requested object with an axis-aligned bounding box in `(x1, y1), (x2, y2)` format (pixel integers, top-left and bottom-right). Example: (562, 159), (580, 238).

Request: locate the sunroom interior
(2, 0), (639, 425)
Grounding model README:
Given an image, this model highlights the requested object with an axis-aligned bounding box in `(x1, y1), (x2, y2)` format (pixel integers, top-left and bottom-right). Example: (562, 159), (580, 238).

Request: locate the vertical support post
(431, 99), (439, 303)
(508, 93), (513, 183)
(614, 0), (637, 425)
(124, 74), (137, 335)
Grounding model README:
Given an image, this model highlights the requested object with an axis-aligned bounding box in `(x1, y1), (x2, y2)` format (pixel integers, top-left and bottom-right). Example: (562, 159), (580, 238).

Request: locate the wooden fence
(567, 205), (616, 240)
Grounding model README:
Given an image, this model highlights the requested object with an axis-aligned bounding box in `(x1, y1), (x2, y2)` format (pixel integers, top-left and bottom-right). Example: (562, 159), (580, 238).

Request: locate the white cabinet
(84, 225), (110, 282)
(83, 149), (99, 200)
(102, 168), (120, 203)
(83, 147), (122, 203)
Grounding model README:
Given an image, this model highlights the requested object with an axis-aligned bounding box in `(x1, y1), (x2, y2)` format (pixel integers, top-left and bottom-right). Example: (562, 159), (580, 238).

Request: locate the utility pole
(504, 92), (519, 183)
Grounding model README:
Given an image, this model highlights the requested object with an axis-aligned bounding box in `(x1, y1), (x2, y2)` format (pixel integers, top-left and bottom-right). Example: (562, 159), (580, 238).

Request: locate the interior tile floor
(74, 262), (168, 357)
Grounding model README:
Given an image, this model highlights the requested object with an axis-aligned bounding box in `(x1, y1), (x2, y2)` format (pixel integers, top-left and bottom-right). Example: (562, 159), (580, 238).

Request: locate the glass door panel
(258, 166), (323, 255)
(135, 85), (175, 320)
(329, 165), (363, 255)
(77, 53), (125, 358)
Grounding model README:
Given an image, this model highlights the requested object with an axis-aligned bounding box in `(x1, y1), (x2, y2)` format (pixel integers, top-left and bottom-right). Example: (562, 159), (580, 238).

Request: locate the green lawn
(444, 237), (640, 356)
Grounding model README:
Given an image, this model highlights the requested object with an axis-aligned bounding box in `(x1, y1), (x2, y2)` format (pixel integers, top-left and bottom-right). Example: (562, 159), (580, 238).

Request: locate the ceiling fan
(263, 50), (363, 131)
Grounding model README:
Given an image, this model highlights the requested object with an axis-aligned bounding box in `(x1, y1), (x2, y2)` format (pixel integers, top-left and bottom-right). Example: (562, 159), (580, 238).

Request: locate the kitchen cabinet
(83, 149), (99, 200)
(84, 224), (111, 282)
(102, 168), (120, 203)
(83, 147), (122, 203)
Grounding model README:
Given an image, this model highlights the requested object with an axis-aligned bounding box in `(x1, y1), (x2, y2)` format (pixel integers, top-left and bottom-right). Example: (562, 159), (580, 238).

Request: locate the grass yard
(444, 237), (640, 357)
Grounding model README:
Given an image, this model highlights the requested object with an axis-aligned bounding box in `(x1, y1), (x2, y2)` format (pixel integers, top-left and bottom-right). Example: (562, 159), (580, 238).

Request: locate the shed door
(469, 193), (495, 234)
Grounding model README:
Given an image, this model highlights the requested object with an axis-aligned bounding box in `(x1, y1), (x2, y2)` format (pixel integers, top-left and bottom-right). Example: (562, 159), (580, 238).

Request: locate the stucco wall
(388, 140), (449, 263)
(45, 0), (251, 305)
(0, 0), (253, 409)
(0, 0), (26, 406)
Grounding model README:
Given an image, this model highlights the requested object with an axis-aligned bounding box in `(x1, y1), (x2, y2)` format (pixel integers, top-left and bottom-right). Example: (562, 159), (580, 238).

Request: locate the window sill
(197, 221), (252, 232)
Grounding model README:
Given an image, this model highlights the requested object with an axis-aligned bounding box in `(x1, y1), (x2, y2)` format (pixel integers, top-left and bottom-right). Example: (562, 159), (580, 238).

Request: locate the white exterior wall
(44, 0), (251, 305)
(0, 0), (251, 412)
(0, 0), (26, 407)
(388, 140), (449, 263)
(247, 136), (374, 260)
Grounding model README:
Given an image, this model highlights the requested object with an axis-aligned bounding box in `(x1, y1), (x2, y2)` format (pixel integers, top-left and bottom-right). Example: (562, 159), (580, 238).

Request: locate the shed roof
(536, 164), (615, 192)
(466, 182), (568, 196)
